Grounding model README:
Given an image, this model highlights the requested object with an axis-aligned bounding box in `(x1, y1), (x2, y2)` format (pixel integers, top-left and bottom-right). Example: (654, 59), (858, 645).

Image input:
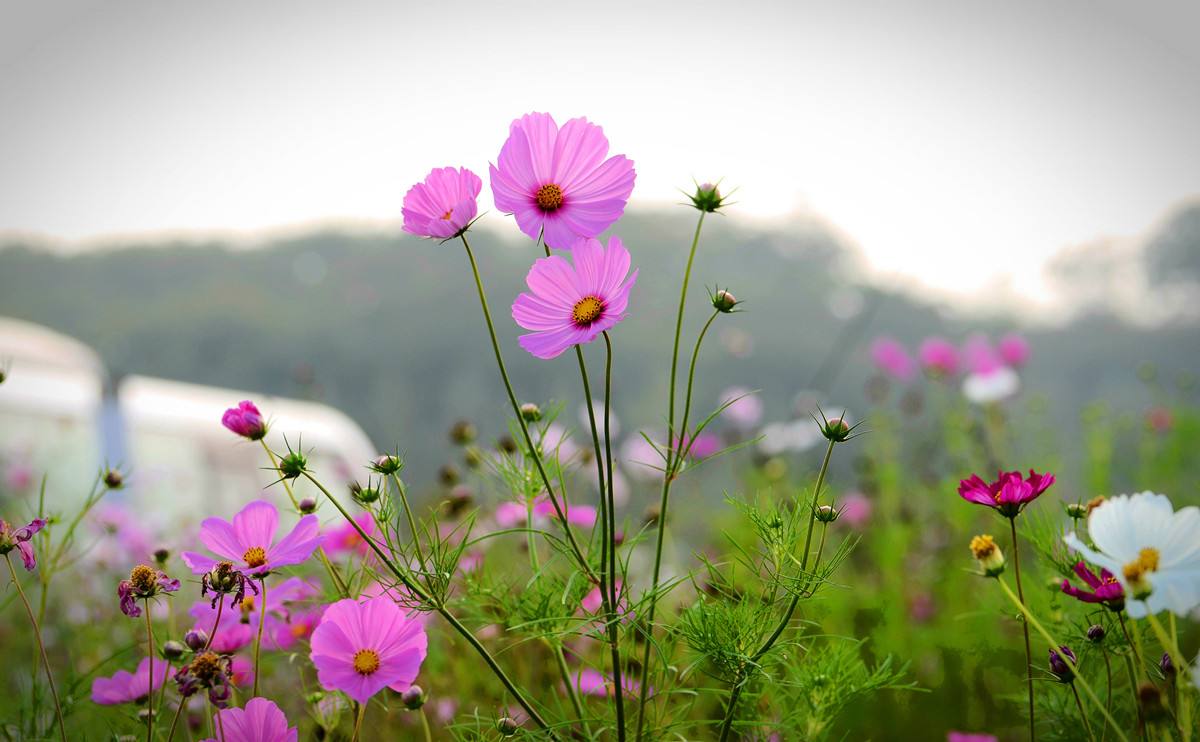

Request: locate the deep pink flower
(718, 386), (763, 429)
(838, 492), (872, 529)
(229, 655), (255, 688)
(512, 235), (638, 359)
(310, 596), (428, 703)
(962, 335), (1002, 375)
(533, 497), (597, 528)
(673, 432), (721, 460)
(947, 733), (997, 742)
(1061, 562), (1125, 611)
(571, 667), (644, 699)
(490, 112), (636, 249)
(91, 657), (168, 705)
(958, 470), (1055, 518)
(181, 500), (323, 577)
(201, 697), (298, 742)
(869, 337), (916, 381)
(221, 401), (267, 441)
(190, 576), (318, 652)
(402, 167), (482, 239)
(917, 337), (960, 376)
(997, 333), (1030, 367)
(323, 513), (377, 558)
(0, 517), (46, 571)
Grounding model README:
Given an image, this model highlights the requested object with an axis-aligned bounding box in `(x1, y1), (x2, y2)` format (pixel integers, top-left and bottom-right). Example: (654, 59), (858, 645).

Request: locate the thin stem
(996, 577), (1129, 742)
(204, 598), (225, 652)
(1009, 516), (1037, 742)
(553, 642), (588, 734)
(390, 471), (427, 571)
(146, 603), (156, 742)
(1145, 612), (1192, 742)
(6, 555), (67, 742)
(718, 438), (837, 741)
(351, 702), (366, 742)
(214, 698), (227, 742)
(301, 471), (557, 737)
(1101, 649), (1113, 742)
(1071, 682), (1097, 742)
(419, 708), (433, 742)
(252, 578), (267, 696)
(261, 441), (350, 598)
(165, 697), (187, 742)
(459, 233), (594, 581)
(602, 333), (618, 629)
(574, 344), (626, 741)
(1117, 613), (1147, 739)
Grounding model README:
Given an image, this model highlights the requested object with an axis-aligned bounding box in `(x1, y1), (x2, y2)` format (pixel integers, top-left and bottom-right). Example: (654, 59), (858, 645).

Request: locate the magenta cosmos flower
(310, 596), (428, 703)
(0, 517), (45, 571)
(181, 500), (323, 578)
(997, 332), (1031, 367)
(202, 697), (298, 742)
(402, 166), (482, 239)
(1061, 561), (1125, 611)
(490, 112), (636, 249)
(918, 337), (960, 376)
(958, 469), (1055, 518)
(91, 657), (168, 705)
(222, 400), (267, 441)
(869, 337), (916, 381)
(512, 235), (638, 359)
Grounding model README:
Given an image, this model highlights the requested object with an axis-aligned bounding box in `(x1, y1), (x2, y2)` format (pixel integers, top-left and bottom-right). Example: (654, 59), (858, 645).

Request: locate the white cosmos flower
(1063, 492), (1200, 618)
(962, 367), (1020, 404)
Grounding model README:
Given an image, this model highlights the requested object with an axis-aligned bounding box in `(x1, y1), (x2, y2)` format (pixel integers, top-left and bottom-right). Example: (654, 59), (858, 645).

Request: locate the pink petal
(232, 500), (279, 552)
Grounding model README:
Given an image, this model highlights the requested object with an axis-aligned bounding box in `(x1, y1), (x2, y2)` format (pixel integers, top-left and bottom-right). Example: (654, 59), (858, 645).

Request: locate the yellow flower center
(129, 564), (157, 593)
(969, 534), (996, 560)
(291, 622), (310, 639)
(572, 296), (604, 326)
(536, 183), (564, 211)
(243, 546), (267, 568)
(1123, 547), (1159, 582)
(440, 209), (453, 220)
(239, 595), (255, 622)
(353, 648), (381, 675)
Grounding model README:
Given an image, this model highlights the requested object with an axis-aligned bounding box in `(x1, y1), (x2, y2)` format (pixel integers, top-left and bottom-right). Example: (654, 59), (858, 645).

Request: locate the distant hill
(2, 208), (1197, 487)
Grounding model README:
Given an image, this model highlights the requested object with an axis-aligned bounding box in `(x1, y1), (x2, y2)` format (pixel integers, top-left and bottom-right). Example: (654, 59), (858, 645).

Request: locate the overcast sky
(2, 0), (1198, 300)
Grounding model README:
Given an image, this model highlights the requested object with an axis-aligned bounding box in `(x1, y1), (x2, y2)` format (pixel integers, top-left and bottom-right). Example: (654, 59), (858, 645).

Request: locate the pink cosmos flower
(401, 166), (482, 239)
(718, 386), (763, 429)
(181, 500), (323, 578)
(838, 492), (872, 529)
(201, 697), (298, 742)
(323, 512), (377, 558)
(222, 400), (267, 441)
(91, 657), (168, 705)
(869, 337), (916, 381)
(958, 470), (1055, 518)
(494, 497), (597, 530)
(0, 517), (46, 571)
(490, 112), (636, 249)
(571, 667), (645, 699)
(962, 335), (1002, 375)
(1061, 562), (1125, 611)
(997, 333), (1030, 367)
(191, 576), (319, 652)
(917, 337), (960, 376)
(512, 235), (638, 359)
(188, 599), (256, 653)
(92, 503), (155, 565)
(948, 733), (997, 742)
(310, 596), (428, 703)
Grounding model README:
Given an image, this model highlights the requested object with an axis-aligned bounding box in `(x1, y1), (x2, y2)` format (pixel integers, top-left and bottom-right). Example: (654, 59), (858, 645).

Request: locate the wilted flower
(512, 235), (638, 359)
(175, 651), (232, 706)
(917, 337), (959, 377)
(117, 563), (180, 617)
(869, 337), (916, 382)
(310, 596), (428, 703)
(1060, 562), (1125, 611)
(200, 697), (298, 742)
(401, 167), (482, 239)
(182, 500), (323, 578)
(91, 657), (168, 705)
(490, 112), (636, 249)
(0, 517), (45, 571)
(221, 401), (268, 441)
(1064, 492), (1200, 618)
(957, 470), (1055, 518)
(1048, 645), (1077, 682)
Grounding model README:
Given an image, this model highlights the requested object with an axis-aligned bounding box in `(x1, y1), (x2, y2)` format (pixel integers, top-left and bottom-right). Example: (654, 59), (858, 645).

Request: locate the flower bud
(277, 451), (307, 479)
(519, 402), (542, 422)
(162, 640), (186, 661)
(305, 691), (324, 704)
(689, 182), (726, 213)
(449, 420), (476, 446)
(463, 446), (484, 470)
(298, 497), (317, 514)
(184, 629), (209, 651)
(1048, 645), (1077, 682)
(350, 482), (380, 505)
(497, 717), (520, 737)
(400, 684), (425, 710)
(371, 454), (403, 475)
(1160, 652), (1175, 678)
(1065, 502), (1087, 519)
(969, 534), (1005, 577)
(153, 548), (170, 564)
(1086, 624), (1106, 643)
(497, 435), (517, 455)
(712, 289), (738, 313)
(103, 468), (125, 489)
(438, 465), (460, 487)
(821, 417), (853, 443)
(815, 505), (839, 523)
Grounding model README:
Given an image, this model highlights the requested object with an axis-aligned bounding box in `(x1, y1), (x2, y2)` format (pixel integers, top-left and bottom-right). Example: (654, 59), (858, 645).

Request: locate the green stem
(1072, 682), (1097, 742)
(1117, 613), (1147, 740)
(553, 641), (588, 735)
(390, 471), (427, 572)
(602, 333), (619, 640)
(146, 603), (155, 742)
(1145, 612), (1192, 742)
(717, 438), (837, 742)
(574, 344), (626, 741)
(165, 697), (186, 742)
(1009, 516), (1037, 742)
(6, 555), (67, 742)
(252, 578), (267, 696)
(351, 702), (366, 742)
(301, 471), (557, 737)
(996, 577), (1129, 742)
(459, 233), (595, 582)
(419, 708), (433, 742)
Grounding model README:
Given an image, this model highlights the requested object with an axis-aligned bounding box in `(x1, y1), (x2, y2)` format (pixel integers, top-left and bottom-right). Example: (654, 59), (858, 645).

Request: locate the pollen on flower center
(190, 651), (223, 685)
(969, 534), (997, 560)
(1123, 547), (1160, 581)
(353, 648), (381, 675)
(572, 296), (604, 326)
(440, 209), (453, 220)
(243, 546), (267, 568)
(535, 183), (564, 211)
(129, 564), (157, 593)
